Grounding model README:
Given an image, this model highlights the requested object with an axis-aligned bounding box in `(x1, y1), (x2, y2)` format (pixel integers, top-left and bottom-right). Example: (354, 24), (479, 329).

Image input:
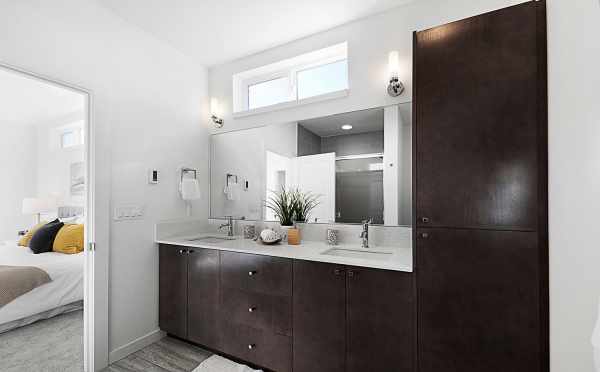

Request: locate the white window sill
(232, 89), (349, 119)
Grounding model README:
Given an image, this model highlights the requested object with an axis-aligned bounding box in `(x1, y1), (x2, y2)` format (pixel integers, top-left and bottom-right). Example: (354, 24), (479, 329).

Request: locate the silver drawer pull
(248, 307), (256, 313)
(248, 344), (256, 350)
(248, 271), (257, 276)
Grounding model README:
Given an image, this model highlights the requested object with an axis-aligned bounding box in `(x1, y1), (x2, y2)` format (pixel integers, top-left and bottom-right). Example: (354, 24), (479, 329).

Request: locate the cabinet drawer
(221, 251), (292, 296)
(221, 288), (292, 336)
(221, 322), (292, 372)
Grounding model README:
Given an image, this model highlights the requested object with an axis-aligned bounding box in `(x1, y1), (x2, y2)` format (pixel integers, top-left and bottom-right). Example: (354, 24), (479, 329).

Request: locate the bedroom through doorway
(0, 64), (92, 372)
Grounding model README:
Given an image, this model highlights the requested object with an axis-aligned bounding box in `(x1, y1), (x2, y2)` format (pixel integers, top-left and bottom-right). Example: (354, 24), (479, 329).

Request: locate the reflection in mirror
(210, 103), (412, 226)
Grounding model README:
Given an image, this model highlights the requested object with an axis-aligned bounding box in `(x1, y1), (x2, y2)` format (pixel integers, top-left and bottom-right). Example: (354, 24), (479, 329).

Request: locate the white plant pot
(280, 225), (294, 242)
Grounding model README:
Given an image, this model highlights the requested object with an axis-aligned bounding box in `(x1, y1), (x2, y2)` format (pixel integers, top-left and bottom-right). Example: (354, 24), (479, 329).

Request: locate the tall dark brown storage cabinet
(413, 2), (548, 372)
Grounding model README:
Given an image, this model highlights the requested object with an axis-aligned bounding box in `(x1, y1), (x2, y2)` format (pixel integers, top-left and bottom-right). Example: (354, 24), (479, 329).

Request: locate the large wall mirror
(210, 103), (412, 226)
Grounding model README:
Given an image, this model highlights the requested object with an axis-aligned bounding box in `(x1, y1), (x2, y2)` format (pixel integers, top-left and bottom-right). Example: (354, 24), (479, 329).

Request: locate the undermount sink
(321, 247), (392, 261)
(186, 236), (236, 244)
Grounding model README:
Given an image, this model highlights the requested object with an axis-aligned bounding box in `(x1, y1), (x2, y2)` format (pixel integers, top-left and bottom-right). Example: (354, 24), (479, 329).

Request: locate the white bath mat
(193, 355), (262, 372)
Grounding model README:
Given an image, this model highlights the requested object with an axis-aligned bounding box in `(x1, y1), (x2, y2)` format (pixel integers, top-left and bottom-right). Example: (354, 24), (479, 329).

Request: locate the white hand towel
(181, 178), (201, 201)
(224, 182), (241, 201)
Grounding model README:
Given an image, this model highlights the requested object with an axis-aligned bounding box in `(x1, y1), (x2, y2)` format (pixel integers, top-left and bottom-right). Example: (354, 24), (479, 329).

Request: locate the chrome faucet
(360, 218), (372, 248)
(219, 216), (234, 237)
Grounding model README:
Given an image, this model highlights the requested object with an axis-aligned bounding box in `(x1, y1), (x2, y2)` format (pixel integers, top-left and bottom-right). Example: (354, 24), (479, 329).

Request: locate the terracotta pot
(287, 228), (301, 245)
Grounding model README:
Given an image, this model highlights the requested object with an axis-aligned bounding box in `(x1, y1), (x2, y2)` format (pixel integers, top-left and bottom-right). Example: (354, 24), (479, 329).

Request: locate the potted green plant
(266, 187), (320, 244)
(266, 186), (296, 227)
(292, 188), (320, 224)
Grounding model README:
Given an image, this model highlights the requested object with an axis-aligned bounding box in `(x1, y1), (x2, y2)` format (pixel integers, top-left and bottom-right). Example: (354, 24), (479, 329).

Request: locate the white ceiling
(299, 107), (384, 137)
(298, 102), (411, 137)
(0, 68), (85, 127)
(99, 0), (416, 66)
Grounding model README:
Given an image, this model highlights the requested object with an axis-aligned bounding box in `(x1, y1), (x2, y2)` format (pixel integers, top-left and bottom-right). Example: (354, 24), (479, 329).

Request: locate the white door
(294, 153), (335, 223)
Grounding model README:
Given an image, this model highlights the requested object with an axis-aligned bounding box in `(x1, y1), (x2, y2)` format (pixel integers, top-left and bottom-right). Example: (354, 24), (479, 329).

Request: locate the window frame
(233, 42), (349, 116)
(245, 71), (294, 111)
(58, 121), (85, 149)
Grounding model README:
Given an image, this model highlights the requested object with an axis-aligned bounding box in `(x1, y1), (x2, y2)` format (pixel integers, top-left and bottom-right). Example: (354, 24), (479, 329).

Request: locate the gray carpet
(0, 310), (83, 372)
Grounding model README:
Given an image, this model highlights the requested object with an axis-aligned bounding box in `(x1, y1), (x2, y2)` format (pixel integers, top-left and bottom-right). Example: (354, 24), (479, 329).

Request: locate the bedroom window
(233, 42), (349, 115)
(59, 122), (85, 148)
(61, 130), (77, 148)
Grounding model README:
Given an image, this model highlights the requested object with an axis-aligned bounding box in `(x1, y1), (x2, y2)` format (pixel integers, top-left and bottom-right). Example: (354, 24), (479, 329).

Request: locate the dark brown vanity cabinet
(219, 251), (293, 372)
(414, 1), (543, 231)
(159, 245), (220, 345)
(158, 245), (189, 339)
(414, 2), (548, 372)
(159, 247), (293, 371)
(293, 260), (414, 372)
(346, 266), (413, 372)
(159, 246), (414, 372)
(417, 229), (541, 372)
(293, 261), (346, 372)
(187, 247), (221, 348)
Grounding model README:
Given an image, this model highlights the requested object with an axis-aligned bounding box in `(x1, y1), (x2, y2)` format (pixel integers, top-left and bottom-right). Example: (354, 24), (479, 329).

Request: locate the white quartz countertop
(156, 234), (413, 272)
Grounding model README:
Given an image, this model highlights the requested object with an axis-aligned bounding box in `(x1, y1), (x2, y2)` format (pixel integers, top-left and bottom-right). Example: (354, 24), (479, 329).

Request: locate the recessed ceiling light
(341, 124), (353, 130)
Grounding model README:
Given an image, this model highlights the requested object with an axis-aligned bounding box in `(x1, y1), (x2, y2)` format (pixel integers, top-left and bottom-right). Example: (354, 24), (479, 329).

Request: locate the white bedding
(0, 240), (84, 326)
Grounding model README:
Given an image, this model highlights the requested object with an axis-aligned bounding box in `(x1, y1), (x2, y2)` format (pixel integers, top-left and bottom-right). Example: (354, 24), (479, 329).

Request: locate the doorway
(0, 63), (97, 371)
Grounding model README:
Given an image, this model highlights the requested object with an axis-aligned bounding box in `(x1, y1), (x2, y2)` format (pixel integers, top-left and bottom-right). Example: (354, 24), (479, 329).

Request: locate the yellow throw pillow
(18, 221), (47, 247)
(53, 224), (84, 254)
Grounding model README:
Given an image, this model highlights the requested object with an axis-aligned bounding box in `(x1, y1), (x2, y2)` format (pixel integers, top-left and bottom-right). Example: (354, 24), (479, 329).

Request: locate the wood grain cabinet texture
(158, 245), (189, 339)
(187, 248), (221, 349)
(219, 251), (293, 372)
(414, 2), (548, 372)
(292, 261), (346, 372)
(346, 266), (414, 372)
(293, 260), (414, 372)
(159, 247), (415, 372)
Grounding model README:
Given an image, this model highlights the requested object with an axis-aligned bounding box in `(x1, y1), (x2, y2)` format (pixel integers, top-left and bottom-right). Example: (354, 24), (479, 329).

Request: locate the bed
(0, 239), (84, 333)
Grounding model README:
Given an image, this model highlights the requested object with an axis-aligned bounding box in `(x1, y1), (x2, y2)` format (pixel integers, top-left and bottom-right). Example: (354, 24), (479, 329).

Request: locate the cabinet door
(159, 245), (188, 338)
(417, 228), (540, 372)
(187, 248), (220, 348)
(414, 2), (540, 230)
(293, 261), (346, 372)
(346, 267), (414, 372)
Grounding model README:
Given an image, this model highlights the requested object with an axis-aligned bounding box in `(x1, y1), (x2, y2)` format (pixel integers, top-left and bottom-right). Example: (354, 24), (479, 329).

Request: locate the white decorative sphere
(260, 229), (280, 243)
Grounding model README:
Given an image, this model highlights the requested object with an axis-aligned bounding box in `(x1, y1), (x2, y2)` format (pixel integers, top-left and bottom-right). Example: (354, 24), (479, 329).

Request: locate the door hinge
(88, 242), (96, 252)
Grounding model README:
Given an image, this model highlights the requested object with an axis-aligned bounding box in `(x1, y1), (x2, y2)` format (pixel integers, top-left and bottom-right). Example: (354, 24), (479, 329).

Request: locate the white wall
(208, 0), (600, 371)
(36, 112), (85, 207)
(548, 1), (600, 371)
(208, 0), (527, 133)
(0, 124), (37, 240)
(0, 0), (210, 369)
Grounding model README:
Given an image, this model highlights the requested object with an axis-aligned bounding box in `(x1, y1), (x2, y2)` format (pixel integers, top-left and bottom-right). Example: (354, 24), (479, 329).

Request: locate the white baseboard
(109, 329), (166, 364)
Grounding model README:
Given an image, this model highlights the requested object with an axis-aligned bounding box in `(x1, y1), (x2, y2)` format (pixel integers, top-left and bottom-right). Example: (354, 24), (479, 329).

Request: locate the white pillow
(61, 215), (84, 224)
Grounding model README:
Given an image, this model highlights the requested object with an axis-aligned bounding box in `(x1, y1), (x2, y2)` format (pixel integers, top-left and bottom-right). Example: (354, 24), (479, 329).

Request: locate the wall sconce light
(387, 51), (404, 97)
(210, 98), (224, 128)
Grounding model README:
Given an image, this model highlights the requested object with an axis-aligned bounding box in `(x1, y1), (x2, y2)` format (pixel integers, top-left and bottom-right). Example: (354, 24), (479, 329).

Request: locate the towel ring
(180, 167), (197, 183)
(226, 173), (238, 187)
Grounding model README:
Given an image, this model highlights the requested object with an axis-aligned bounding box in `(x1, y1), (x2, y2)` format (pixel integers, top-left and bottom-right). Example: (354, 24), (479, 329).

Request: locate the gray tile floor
(106, 337), (212, 372)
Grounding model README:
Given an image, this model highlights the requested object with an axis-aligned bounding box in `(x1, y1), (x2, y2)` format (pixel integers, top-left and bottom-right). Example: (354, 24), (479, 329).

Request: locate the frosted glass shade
(388, 51), (400, 77)
(22, 197), (58, 214)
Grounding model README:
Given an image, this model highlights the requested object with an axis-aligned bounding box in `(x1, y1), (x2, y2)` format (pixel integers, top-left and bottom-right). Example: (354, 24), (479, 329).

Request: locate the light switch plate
(148, 169), (159, 184)
(114, 204), (145, 221)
